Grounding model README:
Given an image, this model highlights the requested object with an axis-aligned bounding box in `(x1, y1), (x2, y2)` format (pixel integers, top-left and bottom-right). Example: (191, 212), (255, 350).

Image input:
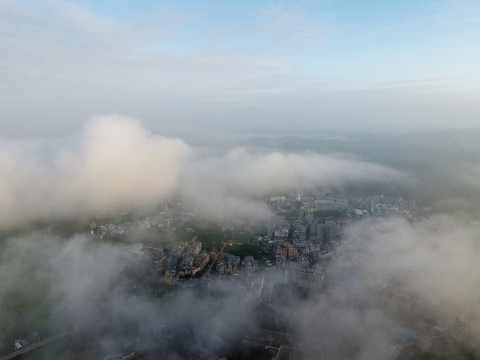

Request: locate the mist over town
(1, 1), (480, 359)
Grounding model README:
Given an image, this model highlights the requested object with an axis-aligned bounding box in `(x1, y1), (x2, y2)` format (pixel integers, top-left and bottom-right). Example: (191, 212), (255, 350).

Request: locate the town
(2, 190), (478, 360)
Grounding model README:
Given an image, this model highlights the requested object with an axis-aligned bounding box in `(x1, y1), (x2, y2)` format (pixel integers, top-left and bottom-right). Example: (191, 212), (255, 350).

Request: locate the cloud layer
(2, 216), (480, 358)
(0, 114), (189, 227)
(0, 232), (255, 358)
(292, 216), (480, 358)
(0, 114), (404, 229)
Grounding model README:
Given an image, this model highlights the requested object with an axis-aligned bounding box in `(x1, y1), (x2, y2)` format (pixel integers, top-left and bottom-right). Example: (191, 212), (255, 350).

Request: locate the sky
(1, 0), (480, 138)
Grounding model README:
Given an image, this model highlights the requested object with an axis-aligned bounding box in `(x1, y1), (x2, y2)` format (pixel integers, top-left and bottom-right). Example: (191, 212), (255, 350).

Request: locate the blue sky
(0, 0), (479, 137)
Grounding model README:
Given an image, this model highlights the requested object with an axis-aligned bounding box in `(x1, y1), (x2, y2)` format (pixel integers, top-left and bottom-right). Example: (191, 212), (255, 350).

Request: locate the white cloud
(183, 147), (405, 196)
(180, 147), (406, 224)
(0, 114), (190, 227)
(0, 115), (407, 228)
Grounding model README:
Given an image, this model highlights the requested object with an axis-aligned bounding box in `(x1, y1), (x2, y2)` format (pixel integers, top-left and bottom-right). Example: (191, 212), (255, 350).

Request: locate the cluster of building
(91, 192), (477, 359)
(369, 195), (416, 218)
(8, 189), (478, 360)
(90, 206), (196, 240)
(259, 218), (341, 273)
(212, 252), (258, 274)
(269, 191), (417, 222)
(124, 240), (210, 279)
(90, 217), (170, 239)
(176, 241), (209, 277)
(215, 253), (240, 274)
(241, 255), (260, 273)
(273, 241), (310, 270)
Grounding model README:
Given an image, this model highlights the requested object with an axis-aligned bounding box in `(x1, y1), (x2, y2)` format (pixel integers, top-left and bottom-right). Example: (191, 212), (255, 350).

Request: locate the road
(0, 332), (69, 360)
